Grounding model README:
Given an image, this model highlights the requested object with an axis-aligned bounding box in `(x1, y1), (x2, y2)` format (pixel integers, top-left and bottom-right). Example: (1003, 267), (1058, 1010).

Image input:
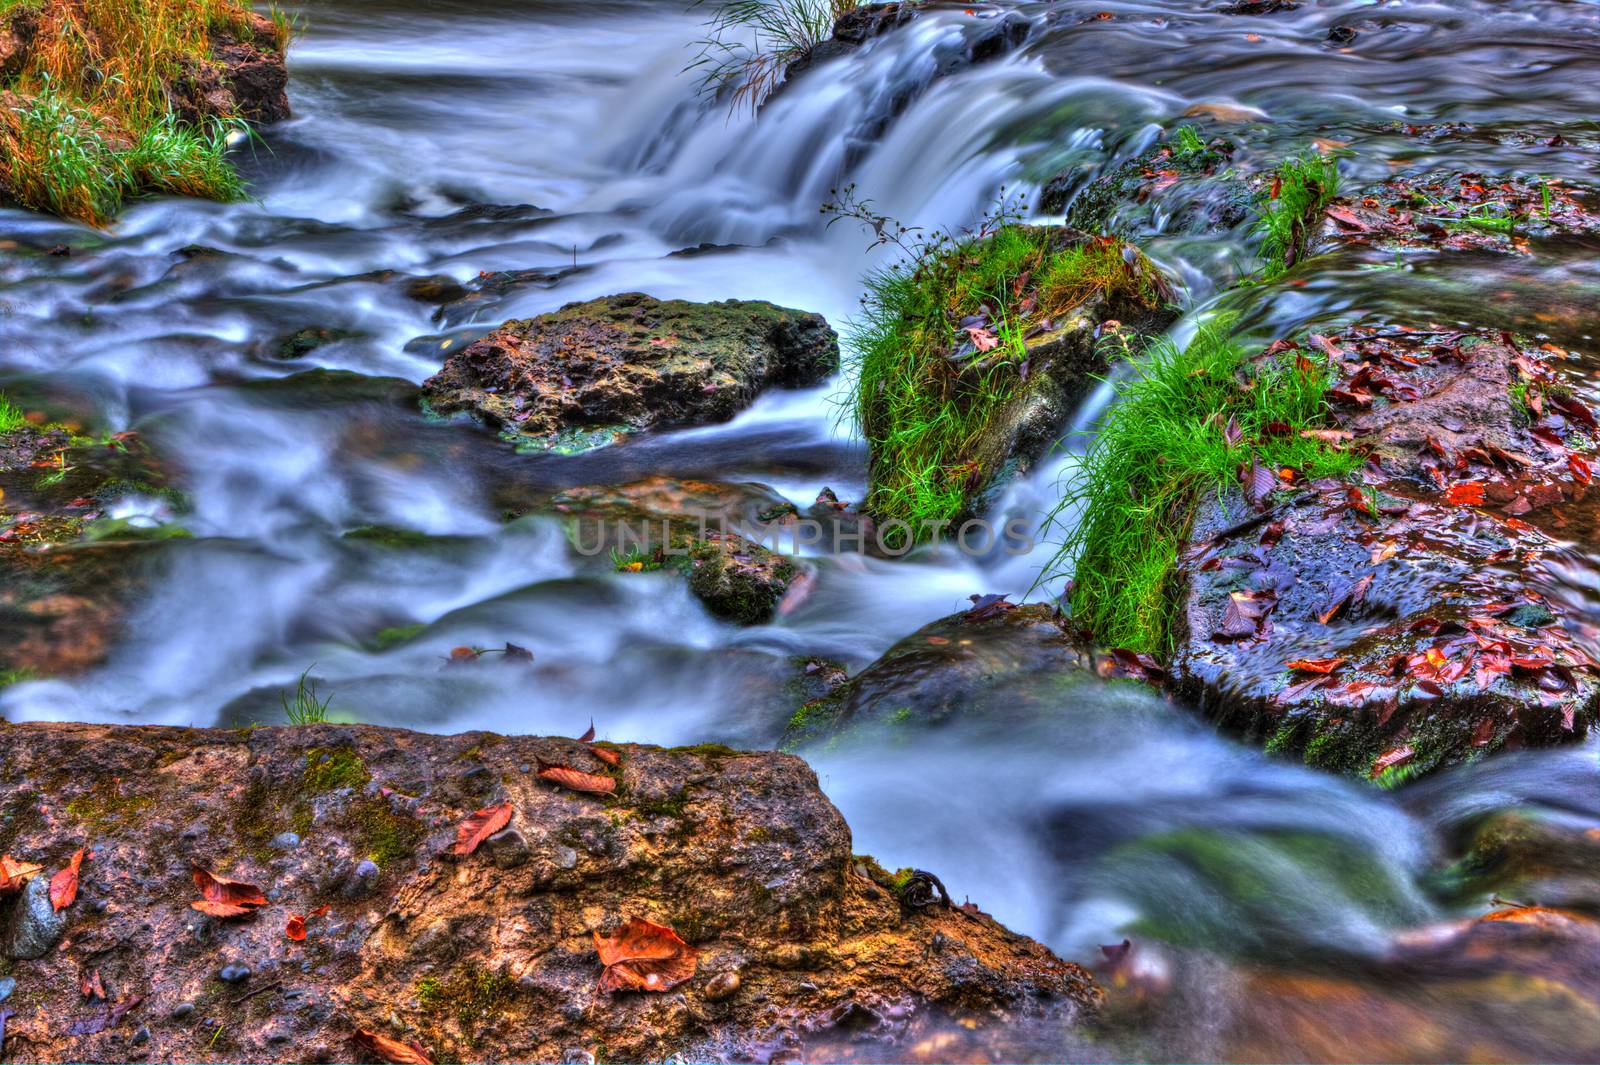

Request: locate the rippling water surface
(2, 0), (1599, 1059)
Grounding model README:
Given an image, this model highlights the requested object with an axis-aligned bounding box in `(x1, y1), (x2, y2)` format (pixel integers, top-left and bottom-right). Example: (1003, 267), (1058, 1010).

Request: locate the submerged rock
(421, 293), (838, 453)
(1042, 132), (1254, 237)
(1323, 170), (1600, 255)
(783, 602), (1094, 748)
(1170, 327), (1599, 780)
(0, 722), (1101, 1063)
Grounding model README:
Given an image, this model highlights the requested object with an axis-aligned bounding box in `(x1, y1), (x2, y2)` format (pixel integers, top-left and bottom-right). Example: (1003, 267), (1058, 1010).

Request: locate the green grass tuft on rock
(852, 223), (1165, 544)
(1254, 150), (1341, 279)
(1045, 316), (1360, 655)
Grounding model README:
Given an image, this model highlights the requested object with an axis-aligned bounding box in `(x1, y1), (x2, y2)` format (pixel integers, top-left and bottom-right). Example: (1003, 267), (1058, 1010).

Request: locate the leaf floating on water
(538, 764), (616, 796)
(453, 800), (514, 856)
(593, 917), (698, 994)
(50, 846), (89, 911)
(1286, 657), (1346, 674)
(353, 1029), (434, 1065)
(191, 866), (268, 919)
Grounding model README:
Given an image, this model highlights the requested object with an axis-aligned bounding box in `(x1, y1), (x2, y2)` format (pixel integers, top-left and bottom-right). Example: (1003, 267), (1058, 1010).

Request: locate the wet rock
(676, 530), (797, 625)
(271, 327), (361, 360)
(421, 292), (838, 453)
(1170, 327), (1599, 780)
(783, 602), (1094, 748)
(219, 964), (251, 983)
(0, 721), (1100, 1063)
(2, 876), (67, 960)
(1042, 134), (1253, 236)
(1323, 171), (1600, 255)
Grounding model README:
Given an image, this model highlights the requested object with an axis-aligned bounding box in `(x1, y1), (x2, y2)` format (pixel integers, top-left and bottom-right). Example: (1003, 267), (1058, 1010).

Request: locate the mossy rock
(1044, 134), (1253, 238)
(420, 292), (839, 453)
(854, 224), (1174, 538)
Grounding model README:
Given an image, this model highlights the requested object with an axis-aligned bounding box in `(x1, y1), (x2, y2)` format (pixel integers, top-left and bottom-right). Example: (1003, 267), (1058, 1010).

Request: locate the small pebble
(131, 1025), (151, 1046)
(219, 965), (252, 983)
(171, 1002), (196, 1019)
(704, 970), (741, 1002)
(0, 976), (15, 1002)
(554, 846), (579, 870)
(270, 832), (301, 850)
(342, 859), (381, 900)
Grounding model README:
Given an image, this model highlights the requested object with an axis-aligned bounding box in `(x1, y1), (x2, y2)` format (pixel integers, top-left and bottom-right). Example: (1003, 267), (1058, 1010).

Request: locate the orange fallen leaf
(1370, 744), (1416, 779)
(589, 745), (622, 767)
(191, 866), (268, 919)
(353, 1029), (434, 1065)
(453, 800), (514, 856)
(50, 847), (89, 911)
(1286, 658), (1346, 674)
(0, 855), (43, 896)
(80, 967), (107, 1000)
(538, 764), (616, 796)
(1445, 481), (1486, 506)
(593, 917), (698, 993)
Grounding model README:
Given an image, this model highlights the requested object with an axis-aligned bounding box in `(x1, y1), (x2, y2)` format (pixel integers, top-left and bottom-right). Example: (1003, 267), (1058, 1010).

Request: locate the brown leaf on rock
(0, 855), (43, 896)
(1317, 574), (1373, 624)
(50, 846), (88, 911)
(353, 1029), (434, 1065)
(538, 764), (616, 796)
(593, 917), (698, 994)
(453, 800), (514, 856)
(190, 866), (268, 918)
(1370, 744), (1416, 779)
(589, 745), (622, 767)
(1286, 657), (1346, 674)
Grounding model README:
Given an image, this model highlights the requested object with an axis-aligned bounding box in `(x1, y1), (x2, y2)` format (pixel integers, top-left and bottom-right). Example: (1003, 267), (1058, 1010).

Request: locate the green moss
(64, 776), (155, 829)
(349, 796), (426, 867)
(1045, 316), (1362, 655)
(302, 747), (370, 793)
(634, 791), (689, 820)
(853, 223), (1168, 542)
(663, 742), (741, 758)
(416, 964), (516, 1038)
(343, 525), (436, 548)
(0, 667), (38, 689)
(373, 623), (426, 650)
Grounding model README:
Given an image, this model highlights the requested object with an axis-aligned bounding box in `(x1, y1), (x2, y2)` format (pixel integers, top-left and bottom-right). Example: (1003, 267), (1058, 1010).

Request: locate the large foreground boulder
(1170, 326), (1600, 780)
(0, 722), (1100, 1063)
(421, 293), (838, 453)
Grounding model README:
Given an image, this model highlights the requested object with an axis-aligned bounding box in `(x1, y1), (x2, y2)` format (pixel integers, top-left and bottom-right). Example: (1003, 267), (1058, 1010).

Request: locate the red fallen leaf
(1570, 454), (1593, 485)
(1472, 717), (1496, 746)
(453, 800), (514, 856)
(1328, 387), (1374, 407)
(1286, 657), (1346, 674)
(1219, 590), (1273, 639)
(0, 855), (43, 896)
(593, 917), (698, 993)
(1551, 393), (1598, 431)
(286, 913), (307, 941)
(538, 764), (616, 796)
(965, 325), (1000, 352)
(1243, 455), (1276, 509)
(1097, 648), (1164, 682)
(1370, 744), (1416, 779)
(578, 719), (596, 743)
(191, 866), (268, 918)
(1301, 428), (1353, 444)
(1325, 205), (1373, 232)
(1445, 481), (1486, 506)
(50, 846), (88, 911)
(589, 745), (622, 767)
(80, 968), (106, 1001)
(353, 1029), (434, 1065)
(1223, 415), (1243, 447)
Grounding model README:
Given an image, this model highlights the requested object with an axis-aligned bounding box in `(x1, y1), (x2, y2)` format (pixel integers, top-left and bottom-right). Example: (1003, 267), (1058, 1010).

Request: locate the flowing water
(3, 0), (1600, 1059)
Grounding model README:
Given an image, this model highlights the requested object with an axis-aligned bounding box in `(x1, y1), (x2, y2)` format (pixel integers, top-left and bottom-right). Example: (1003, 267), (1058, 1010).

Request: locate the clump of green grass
(687, 0), (859, 113)
(850, 217), (1166, 544)
(1045, 316), (1361, 655)
(1254, 150), (1342, 278)
(282, 666), (335, 725)
(0, 0), (279, 223)
(1170, 124), (1207, 158)
(0, 392), (27, 434)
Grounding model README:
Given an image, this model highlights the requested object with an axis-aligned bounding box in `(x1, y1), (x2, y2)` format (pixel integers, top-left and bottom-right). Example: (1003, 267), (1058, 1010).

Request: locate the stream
(3, 0), (1599, 1059)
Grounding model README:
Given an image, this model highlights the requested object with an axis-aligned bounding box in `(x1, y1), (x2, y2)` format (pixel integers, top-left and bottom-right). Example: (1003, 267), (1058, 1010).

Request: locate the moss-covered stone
(420, 293), (839, 453)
